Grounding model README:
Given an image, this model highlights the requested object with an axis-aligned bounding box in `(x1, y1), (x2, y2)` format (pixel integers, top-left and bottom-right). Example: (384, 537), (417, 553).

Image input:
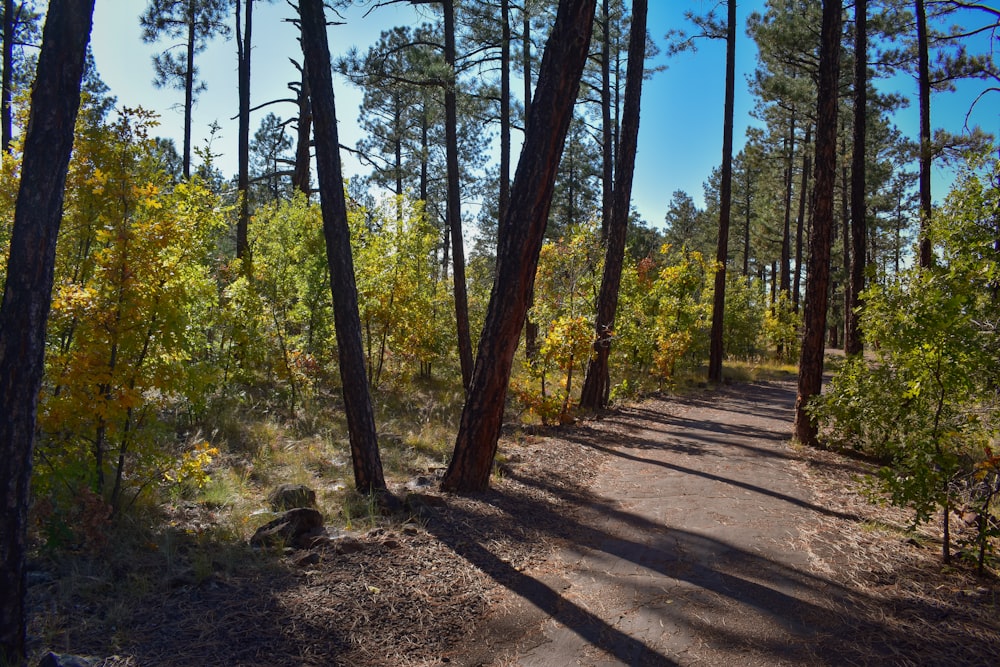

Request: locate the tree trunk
(579, 0), (646, 408)
(236, 0), (252, 261)
(1, 0), (13, 154)
(443, 0), (474, 391)
(780, 112), (796, 297)
(599, 0), (612, 239)
(846, 0), (866, 357)
(793, 123), (812, 313)
(0, 3), (94, 663)
(183, 0), (195, 179)
(521, 0), (540, 360)
(742, 183), (750, 277)
(441, 0), (596, 493)
(793, 0), (842, 447)
(292, 59), (312, 195)
(916, 0), (932, 268)
(299, 0), (385, 493)
(840, 146), (850, 350)
(708, 0), (737, 383)
(499, 0), (511, 226)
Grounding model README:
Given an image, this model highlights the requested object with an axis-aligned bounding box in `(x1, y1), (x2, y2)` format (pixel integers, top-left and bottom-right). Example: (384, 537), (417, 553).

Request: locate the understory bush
(810, 150), (1000, 568)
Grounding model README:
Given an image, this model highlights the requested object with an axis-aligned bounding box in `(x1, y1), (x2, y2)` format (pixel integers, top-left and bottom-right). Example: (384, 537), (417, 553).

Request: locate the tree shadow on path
(446, 381), (998, 665)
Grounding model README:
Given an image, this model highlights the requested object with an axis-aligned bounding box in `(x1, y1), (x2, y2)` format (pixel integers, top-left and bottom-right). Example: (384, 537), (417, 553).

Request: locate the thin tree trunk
(0, 3), (94, 663)
(521, 0), (539, 360)
(500, 0), (511, 226)
(522, 2), (532, 130)
(236, 0), (252, 261)
(183, 0), (195, 179)
(580, 0), (646, 408)
(793, 0), (843, 446)
(292, 60), (312, 195)
(1, 0), (13, 154)
(793, 123), (812, 313)
(600, 0), (612, 239)
(708, 0), (737, 383)
(443, 0), (474, 391)
(743, 182), (751, 277)
(916, 0), (932, 267)
(441, 0), (596, 493)
(299, 0), (385, 493)
(846, 0), (866, 357)
(780, 112), (795, 296)
(841, 148), (850, 350)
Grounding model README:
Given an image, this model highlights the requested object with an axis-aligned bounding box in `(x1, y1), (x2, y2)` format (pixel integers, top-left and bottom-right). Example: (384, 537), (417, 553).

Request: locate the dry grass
(24, 376), (1000, 666)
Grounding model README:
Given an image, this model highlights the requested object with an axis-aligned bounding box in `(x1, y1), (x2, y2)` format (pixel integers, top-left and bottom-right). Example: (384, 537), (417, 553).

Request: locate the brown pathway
(473, 381), (859, 666)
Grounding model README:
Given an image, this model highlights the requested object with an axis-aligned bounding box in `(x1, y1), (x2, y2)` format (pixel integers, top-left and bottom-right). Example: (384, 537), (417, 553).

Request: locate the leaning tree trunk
(793, 0), (843, 446)
(299, 0), (385, 493)
(0, 3), (94, 663)
(441, 0), (597, 493)
(707, 0), (737, 383)
(579, 0), (647, 408)
(845, 0), (867, 356)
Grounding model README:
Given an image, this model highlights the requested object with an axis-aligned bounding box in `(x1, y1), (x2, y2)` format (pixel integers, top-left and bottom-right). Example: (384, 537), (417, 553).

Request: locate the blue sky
(89, 1), (996, 229)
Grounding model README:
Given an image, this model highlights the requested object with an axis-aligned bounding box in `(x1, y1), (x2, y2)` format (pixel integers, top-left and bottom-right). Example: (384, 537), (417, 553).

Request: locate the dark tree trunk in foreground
(299, 0), (385, 492)
(579, 0), (647, 409)
(845, 0), (867, 355)
(793, 0), (842, 446)
(916, 0), (933, 268)
(441, 0), (596, 493)
(708, 0), (737, 383)
(0, 3), (94, 663)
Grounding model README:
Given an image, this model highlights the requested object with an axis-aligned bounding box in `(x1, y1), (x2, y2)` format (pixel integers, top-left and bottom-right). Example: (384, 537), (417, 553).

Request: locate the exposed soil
(28, 380), (1000, 666)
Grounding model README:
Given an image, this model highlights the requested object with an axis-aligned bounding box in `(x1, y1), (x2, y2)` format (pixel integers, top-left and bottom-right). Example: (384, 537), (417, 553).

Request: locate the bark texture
(1, 0), (13, 153)
(299, 0), (385, 492)
(579, 0), (647, 408)
(793, 0), (842, 446)
(0, 3), (94, 663)
(916, 0), (933, 268)
(236, 0), (252, 262)
(708, 0), (737, 383)
(845, 0), (867, 355)
(442, 0), (474, 391)
(441, 0), (597, 492)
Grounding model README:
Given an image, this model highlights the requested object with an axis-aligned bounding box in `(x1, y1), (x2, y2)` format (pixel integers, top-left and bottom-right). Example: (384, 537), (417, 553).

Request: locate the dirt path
(460, 381), (998, 666)
(29, 380), (998, 666)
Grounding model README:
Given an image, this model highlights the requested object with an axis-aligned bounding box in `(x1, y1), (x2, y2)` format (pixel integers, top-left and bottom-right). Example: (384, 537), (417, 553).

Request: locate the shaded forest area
(0, 0), (998, 665)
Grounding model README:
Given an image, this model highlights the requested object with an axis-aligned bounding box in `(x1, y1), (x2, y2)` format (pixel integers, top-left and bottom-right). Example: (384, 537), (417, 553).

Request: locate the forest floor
(28, 376), (1000, 666)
